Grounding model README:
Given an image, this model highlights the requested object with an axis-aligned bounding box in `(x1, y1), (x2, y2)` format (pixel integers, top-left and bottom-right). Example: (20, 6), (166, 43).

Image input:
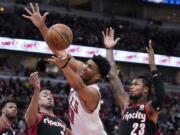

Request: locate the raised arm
(103, 28), (129, 110)
(25, 72), (41, 127)
(22, 3), (84, 73)
(146, 40), (165, 123)
(48, 56), (99, 112)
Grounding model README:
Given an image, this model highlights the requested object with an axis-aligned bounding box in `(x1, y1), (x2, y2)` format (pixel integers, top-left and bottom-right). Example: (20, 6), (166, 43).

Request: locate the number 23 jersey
(119, 103), (156, 135)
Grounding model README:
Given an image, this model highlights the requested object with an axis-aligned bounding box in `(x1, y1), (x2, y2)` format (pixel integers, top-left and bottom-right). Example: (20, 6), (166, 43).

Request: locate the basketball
(46, 24), (73, 50)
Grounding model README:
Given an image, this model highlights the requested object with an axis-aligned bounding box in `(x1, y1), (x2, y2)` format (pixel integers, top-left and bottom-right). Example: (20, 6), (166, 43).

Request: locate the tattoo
(106, 49), (129, 110)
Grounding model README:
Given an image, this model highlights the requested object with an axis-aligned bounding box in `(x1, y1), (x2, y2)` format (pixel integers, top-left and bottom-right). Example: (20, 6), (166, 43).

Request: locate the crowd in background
(0, 8), (180, 57)
(0, 54), (179, 135)
(0, 54), (179, 134)
(0, 4), (180, 135)
(0, 74), (179, 135)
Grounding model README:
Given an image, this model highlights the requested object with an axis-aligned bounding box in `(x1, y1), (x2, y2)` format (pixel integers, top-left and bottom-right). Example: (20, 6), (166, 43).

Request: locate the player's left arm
(48, 56), (99, 112)
(0, 119), (5, 133)
(146, 40), (165, 123)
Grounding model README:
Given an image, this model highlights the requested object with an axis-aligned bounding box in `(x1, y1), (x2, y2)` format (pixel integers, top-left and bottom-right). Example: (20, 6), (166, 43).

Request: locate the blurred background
(0, 0), (179, 135)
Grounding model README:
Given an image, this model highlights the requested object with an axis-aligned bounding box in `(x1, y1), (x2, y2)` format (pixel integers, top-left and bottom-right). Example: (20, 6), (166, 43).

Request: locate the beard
(39, 103), (54, 111)
(79, 71), (92, 85)
(6, 114), (16, 121)
(129, 93), (143, 101)
(44, 103), (54, 109)
(81, 75), (91, 85)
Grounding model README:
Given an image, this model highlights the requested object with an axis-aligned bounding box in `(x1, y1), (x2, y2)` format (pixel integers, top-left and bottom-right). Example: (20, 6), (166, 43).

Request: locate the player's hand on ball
(22, 3), (49, 28)
(48, 55), (71, 69)
(102, 27), (120, 49)
(29, 72), (41, 91)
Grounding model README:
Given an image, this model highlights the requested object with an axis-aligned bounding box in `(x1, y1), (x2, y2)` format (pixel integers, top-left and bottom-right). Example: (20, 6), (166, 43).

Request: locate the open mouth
(47, 100), (53, 104)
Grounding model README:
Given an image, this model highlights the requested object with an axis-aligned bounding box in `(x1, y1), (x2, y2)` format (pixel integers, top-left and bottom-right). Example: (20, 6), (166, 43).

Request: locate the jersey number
(69, 108), (74, 124)
(130, 123), (145, 135)
(69, 97), (78, 125)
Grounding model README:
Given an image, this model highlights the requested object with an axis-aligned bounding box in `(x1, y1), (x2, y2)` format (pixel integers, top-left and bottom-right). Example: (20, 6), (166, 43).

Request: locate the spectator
(0, 7), (179, 56)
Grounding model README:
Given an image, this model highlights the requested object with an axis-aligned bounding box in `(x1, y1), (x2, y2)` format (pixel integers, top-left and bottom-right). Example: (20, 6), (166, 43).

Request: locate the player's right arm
(103, 28), (129, 111)
(25, 72), (41, 127)
(22, 3), (84, 73)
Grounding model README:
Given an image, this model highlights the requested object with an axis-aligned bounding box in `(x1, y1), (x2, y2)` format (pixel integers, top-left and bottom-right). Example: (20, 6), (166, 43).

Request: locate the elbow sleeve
(151, 70), (165, 111)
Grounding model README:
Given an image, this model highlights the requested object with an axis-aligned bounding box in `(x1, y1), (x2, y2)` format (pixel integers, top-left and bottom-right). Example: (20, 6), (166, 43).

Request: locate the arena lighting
(0, 37), (180, 68)
(100, 100), (104, 104)
(143, 0), (180, 5)
(46, 66), (59, 73)
(0, 7), (4, 12)
(150, 0), (163, 3)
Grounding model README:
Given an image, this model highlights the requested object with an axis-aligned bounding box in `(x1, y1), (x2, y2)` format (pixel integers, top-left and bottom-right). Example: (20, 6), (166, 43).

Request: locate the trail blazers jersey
(119, 103), (156, 135)
(0, 127), (16, 135)
(69, 84), (107, 135)
(28, 113), (66, 135)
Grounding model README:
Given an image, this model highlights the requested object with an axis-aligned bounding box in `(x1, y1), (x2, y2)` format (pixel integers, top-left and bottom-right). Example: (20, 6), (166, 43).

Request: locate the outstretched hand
(48, 54), (71, 69)
(102, 27), (120, 49)
(22, 3), (49, 28)
(29, 72), (41, 91)
(146, 40), (157, 70)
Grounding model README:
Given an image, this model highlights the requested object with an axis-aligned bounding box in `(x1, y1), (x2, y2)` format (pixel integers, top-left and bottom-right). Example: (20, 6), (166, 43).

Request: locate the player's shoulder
(0, 118), (6, 133)
(88, 83), (99, 90)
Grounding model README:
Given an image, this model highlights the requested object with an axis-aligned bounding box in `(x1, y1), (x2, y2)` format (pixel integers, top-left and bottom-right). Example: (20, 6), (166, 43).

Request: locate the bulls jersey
(28, 113), (66, 135)
(69, 84), (107, 135)
(119, 103), (156, 135)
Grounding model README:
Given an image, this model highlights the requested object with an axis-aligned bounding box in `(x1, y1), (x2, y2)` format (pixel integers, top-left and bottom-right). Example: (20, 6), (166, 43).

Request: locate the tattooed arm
(103, 28), (129, 111)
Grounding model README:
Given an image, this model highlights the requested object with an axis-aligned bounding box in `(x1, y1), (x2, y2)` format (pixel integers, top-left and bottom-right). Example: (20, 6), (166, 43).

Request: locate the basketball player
(103, 28), (165, 135)
(26, 72), (71, 135)
(23, 3), (111, 135)
(0, 99), (17, 135)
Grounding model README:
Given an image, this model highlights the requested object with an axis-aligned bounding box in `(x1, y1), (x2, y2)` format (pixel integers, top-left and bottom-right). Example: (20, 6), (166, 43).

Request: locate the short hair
(91, 55), (111, 78)
(40, 89), (54, 95)
(40, 88), (52, 92)
(133, 75), (153, 100)
(0, 99), (16, 110)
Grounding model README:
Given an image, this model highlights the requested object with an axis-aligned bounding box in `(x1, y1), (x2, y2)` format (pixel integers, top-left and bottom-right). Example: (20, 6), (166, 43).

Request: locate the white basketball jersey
(69, 84), (107, 135)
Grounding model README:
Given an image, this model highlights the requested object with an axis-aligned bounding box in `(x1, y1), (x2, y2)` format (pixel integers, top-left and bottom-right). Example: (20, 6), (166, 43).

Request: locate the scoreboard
(143, 0), (180, 5)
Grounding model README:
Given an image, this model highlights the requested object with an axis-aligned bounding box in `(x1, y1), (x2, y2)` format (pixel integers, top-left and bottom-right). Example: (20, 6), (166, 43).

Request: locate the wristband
(152, 70), (161, 77)
(60, 56), (71, 69)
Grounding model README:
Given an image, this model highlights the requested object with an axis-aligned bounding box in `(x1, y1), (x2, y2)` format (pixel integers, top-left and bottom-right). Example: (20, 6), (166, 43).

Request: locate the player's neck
(86, 79), (98, 85)
(40, 107), (54, 115)
(132, 96), (148, 105)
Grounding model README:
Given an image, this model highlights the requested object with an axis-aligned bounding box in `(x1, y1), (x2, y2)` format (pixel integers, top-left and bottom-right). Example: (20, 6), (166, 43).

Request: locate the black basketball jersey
(119, 103), (156, 135)
(0, 123), (16, 135)
(28, 113), (66, 135)
(0, 128), (16, 135)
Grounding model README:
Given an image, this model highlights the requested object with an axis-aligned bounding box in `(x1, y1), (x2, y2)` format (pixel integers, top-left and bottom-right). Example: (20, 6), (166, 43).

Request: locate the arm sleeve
(151, 70), (165, 111)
